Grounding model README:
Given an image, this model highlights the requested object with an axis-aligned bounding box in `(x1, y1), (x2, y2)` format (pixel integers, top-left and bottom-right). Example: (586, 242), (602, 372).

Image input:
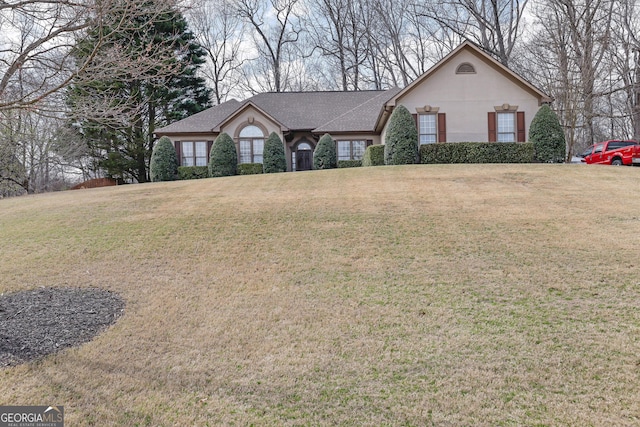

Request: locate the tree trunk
(634, 48), (640, 141)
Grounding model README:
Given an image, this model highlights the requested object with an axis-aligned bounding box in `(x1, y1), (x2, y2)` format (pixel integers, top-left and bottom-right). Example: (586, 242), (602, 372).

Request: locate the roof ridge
(313, 87), (402, 132)
(252, 89), (389, 96)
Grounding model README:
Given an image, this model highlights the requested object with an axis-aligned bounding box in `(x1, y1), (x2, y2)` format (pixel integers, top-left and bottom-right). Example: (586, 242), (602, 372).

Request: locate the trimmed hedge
(238, 163), (264, 175)
(209, 132), (237, 177)
(150, 136), (178, 182)
(529, 105), (566, 163)
(338, 160), (362, 168)
(178, 166), (209, 180)
(362, 144), (385, 166)
(384, 105), (419, 165)
(313, 133), (337, 169)
(420, 142), (535, 164)
(263, 132), (287, 173)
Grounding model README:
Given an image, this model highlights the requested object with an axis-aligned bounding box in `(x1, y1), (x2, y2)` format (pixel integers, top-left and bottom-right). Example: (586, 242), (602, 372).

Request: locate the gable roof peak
(385, 40), (552, 108)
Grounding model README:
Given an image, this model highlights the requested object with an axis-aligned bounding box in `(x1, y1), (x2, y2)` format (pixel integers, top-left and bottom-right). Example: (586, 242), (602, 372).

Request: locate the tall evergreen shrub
(208, 132), (237, 177)
(313, 133), (337, 170)
(150, 136), (178, 181)
(384, 105), (419, 165)
(263, 132), (287, 173)
(529, 105), (566, 163)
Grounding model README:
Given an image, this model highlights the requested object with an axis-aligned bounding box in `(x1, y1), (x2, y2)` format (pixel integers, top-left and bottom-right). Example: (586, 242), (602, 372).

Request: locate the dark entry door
(296, 150), (313, 171)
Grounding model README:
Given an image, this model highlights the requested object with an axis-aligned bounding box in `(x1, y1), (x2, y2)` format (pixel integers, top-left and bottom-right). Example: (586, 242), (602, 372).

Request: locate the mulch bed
(0, 288), (125, 367)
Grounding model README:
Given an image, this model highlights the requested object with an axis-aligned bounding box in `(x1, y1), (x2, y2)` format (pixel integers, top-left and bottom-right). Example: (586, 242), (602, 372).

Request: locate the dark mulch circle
(0, 287), (125, 367)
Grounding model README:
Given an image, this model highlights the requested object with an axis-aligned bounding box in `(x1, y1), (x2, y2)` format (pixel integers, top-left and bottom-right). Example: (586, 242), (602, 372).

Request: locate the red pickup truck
(580, 140), (640, 165)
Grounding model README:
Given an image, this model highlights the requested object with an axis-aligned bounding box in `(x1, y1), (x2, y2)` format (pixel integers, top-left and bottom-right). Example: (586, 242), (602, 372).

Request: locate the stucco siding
(220, 107), (283, 142)
(393, 49), (541, 142)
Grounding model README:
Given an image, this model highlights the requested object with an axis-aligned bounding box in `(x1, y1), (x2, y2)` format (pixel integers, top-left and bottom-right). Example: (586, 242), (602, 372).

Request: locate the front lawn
(1, 164), (639, 426)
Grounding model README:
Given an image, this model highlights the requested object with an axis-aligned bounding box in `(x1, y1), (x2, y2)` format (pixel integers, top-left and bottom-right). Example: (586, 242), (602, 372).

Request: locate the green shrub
(384, 105), (419, 165)
(208, 132), (237, 177)
(420, 142), (535, 164)
(362, 144), (385, 166)
(529, 105), (566, 163)
(338, 160), (362, 168)
(238, 163), (264, 175)
(419, 142), (468, 163)
(313, 133), (337, 170)
(150, 136), (178, 182)
(263, 132), (287, 173)
(178, 166), (209, 180)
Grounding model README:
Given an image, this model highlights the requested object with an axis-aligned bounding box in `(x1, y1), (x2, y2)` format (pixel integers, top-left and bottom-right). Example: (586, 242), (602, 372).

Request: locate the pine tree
(313, 134), (337, 170)
(68, 2), (211, 183)
(384, 105), (419, 165)
(529, 105), (566, 163)
(263, 132), (287, 173)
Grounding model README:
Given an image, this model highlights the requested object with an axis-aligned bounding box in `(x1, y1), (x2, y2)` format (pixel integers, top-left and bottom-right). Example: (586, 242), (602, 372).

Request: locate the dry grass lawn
(1, 164), (639, 426)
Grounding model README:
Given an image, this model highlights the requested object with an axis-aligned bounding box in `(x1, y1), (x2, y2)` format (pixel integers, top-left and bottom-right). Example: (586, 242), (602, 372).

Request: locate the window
(181, 141), (208, 166)
(456, 62), (476, 74)
(608, 141), (636, 150)
(418, 114), (437, 144)
(336, 140), (366, 160)
(488, 110), (524, 142)
(497, 112), (516, 142)
(239, 125), (265, 163)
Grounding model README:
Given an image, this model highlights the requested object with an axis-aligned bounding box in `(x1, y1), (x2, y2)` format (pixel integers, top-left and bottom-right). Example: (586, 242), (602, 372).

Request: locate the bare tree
(189, 0), (247, 103)
(0, 0), (198, 190)
(516, 0), (616, 158)
(615, 0), (640, 140)
(420, 0), (529, 66)
(0, 108), (85, 193)
(0, 0), (174, 112)
(371, 0), (417, 86)
(555, 0), (614, 145)
(235, 0), (303, 93)
(405, 3), (461, 76)
(304, 0), (371, 90)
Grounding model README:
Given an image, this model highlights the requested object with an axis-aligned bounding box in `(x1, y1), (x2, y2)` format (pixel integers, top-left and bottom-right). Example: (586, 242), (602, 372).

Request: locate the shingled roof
(313, 87), (402, 133)
(155, 88), (401, 135)
(155, 99), (241, 134)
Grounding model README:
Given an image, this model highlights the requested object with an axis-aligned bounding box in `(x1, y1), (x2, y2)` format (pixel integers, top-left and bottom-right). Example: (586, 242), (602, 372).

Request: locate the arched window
(239, 125), (265, 164)
(456, 62), (476, 74)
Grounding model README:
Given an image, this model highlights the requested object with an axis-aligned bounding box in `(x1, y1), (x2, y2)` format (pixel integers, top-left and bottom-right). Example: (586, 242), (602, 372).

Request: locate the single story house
(155, 41), (552, 171)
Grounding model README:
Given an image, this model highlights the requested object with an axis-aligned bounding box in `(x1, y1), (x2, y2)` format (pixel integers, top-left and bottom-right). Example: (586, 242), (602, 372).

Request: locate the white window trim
(418, 114), (437, 145)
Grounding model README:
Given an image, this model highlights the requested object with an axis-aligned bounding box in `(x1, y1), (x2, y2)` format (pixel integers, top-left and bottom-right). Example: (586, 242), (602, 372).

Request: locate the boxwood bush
(178, 166), (209, 180)
(238, 163), (264, 175)
(420, 142), (535, 164)
(362, 145), (385, 166)
(338, 160), (362, 168)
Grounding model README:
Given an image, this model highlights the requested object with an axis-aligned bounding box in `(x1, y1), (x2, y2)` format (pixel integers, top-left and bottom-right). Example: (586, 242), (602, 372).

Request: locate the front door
(294, 142), (314, 171)
(296, 150), (313, 171)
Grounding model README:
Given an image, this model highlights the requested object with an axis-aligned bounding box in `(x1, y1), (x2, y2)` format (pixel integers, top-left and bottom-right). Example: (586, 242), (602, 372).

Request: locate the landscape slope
(1, 164), (639, 426)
